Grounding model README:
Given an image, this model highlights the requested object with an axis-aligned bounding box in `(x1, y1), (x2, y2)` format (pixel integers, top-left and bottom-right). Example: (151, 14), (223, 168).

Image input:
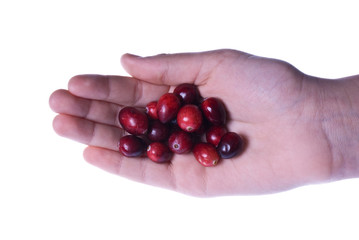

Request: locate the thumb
(121, 50), (244, 86)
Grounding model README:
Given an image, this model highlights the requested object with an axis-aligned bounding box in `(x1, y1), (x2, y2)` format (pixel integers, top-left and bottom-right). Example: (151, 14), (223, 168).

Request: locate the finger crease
(159, 60), (170, 85)
(88, 121), (97, 146)
(133, 80), (143, 105)
(84, 99), (94, 119)
(115, 153), (123, 176)
(104, 75), (111, 100)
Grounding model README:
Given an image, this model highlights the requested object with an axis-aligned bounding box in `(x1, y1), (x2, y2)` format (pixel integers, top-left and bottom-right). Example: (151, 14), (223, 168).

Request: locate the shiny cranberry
(177, 104), (203, 133)
(119, 135), (147, 157)
(217, 132), (243, 159)
(118, 107), (148, 135)
(193, 143), (220, 167)
(146, 101), (158, 120)
(168, 130), (193, 154)
(200, 97), (226, 125)
(173, 83), (200, 105)
(157, 93), (181, 123)
(206, 125), (227, 147)
(147, 142), (173, 163)
(147, 120), (170, 142)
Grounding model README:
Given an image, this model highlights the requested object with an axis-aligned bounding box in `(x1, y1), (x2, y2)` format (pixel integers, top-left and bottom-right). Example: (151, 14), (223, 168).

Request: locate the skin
(49, 49), (359, 197)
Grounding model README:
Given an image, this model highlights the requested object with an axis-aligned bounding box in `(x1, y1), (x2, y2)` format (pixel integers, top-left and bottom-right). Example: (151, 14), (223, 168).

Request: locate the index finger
(68, 74), (170, 107)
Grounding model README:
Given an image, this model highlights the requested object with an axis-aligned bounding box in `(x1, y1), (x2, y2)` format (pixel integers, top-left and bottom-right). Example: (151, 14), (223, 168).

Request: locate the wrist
(318, 76), (359, 181)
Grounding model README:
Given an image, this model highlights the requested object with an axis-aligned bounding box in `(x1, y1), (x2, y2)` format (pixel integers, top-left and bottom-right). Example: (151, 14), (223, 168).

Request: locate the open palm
(50, 49), (332, 196)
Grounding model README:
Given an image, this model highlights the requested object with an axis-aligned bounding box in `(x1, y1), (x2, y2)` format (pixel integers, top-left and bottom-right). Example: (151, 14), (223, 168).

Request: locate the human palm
(50, 49), (332, 196)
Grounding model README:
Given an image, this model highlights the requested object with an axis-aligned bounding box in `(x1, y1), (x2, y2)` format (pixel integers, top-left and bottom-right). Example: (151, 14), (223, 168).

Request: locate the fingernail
(125, 53), (142, 58)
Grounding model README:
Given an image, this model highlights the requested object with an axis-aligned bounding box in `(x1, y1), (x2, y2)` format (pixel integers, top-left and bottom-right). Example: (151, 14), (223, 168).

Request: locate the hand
(49, 49), (358, 197)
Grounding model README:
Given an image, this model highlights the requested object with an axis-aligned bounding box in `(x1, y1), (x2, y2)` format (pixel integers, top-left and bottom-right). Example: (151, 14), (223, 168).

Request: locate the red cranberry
(157, 93), (181, 123)
(173, 83), (200, 105)
(147, 120), (170, 142)
(193, 143), (220, 167)
(168, 130), (193, 154)
(200, 97), (226, 125)
(217, 132), (243, 159)
(206, 125), (227, 147)
(177, 104), (203, 133)
(147, 142), (173, 163)
(118, 107), (148, 135)
(119, 135), (147, 157)
(146, 101), (158, 120)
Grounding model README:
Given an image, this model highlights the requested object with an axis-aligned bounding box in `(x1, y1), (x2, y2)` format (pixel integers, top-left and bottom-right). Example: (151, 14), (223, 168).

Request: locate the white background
(0, 0), (358, 239)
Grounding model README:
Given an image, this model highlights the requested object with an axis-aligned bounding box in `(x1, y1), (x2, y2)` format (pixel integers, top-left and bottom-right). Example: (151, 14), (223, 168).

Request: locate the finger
(120, 49), (246, 86)
(83, 146), (178, 190)
(83, 146), (228, 197)
(68, 74), (169, 107)
(50, 89), (120, 126)
(52, 114), (122, 151)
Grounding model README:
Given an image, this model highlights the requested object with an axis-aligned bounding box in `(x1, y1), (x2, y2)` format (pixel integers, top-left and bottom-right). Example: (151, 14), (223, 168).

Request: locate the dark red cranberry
(193, 143), (220, 167)
(118, 107), (148, 135)
(157, 93), (181, 123)
(177, 104), (203, 133)
(200, 97), (226, 125)
(217, 132), (243, 159)
(147, 120), (170, 142)
(146, 101), (158, 120)
(206, 125), (227, 147)
(147, 142), (173, 163)
(119, 135), (147, 157)
(173, 83), (200, 105)
(168, 130), (193, 154)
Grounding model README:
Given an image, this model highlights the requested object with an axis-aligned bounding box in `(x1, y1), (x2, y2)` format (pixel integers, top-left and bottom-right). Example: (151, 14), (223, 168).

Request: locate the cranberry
(193, 143), (220, 167)
(147, 142), (173, 163)
(173, 83), (200, 105)
(147, 120), (170, 142)
(146, 101), (158, 120)
(119, 135), (147, 157)
(157, 93), (181, 123)
(200, 97), (226, 126)
(168, 130), (193, 154)
(206, 125), (227, 147)
(118, 107), (148, 135)
(177, 104), (203, 133)
(217, 132), (243, 159)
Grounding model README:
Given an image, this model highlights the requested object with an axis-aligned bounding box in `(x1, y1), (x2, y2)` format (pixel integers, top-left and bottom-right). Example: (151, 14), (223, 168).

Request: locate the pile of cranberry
(118, 83), (244, 167)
